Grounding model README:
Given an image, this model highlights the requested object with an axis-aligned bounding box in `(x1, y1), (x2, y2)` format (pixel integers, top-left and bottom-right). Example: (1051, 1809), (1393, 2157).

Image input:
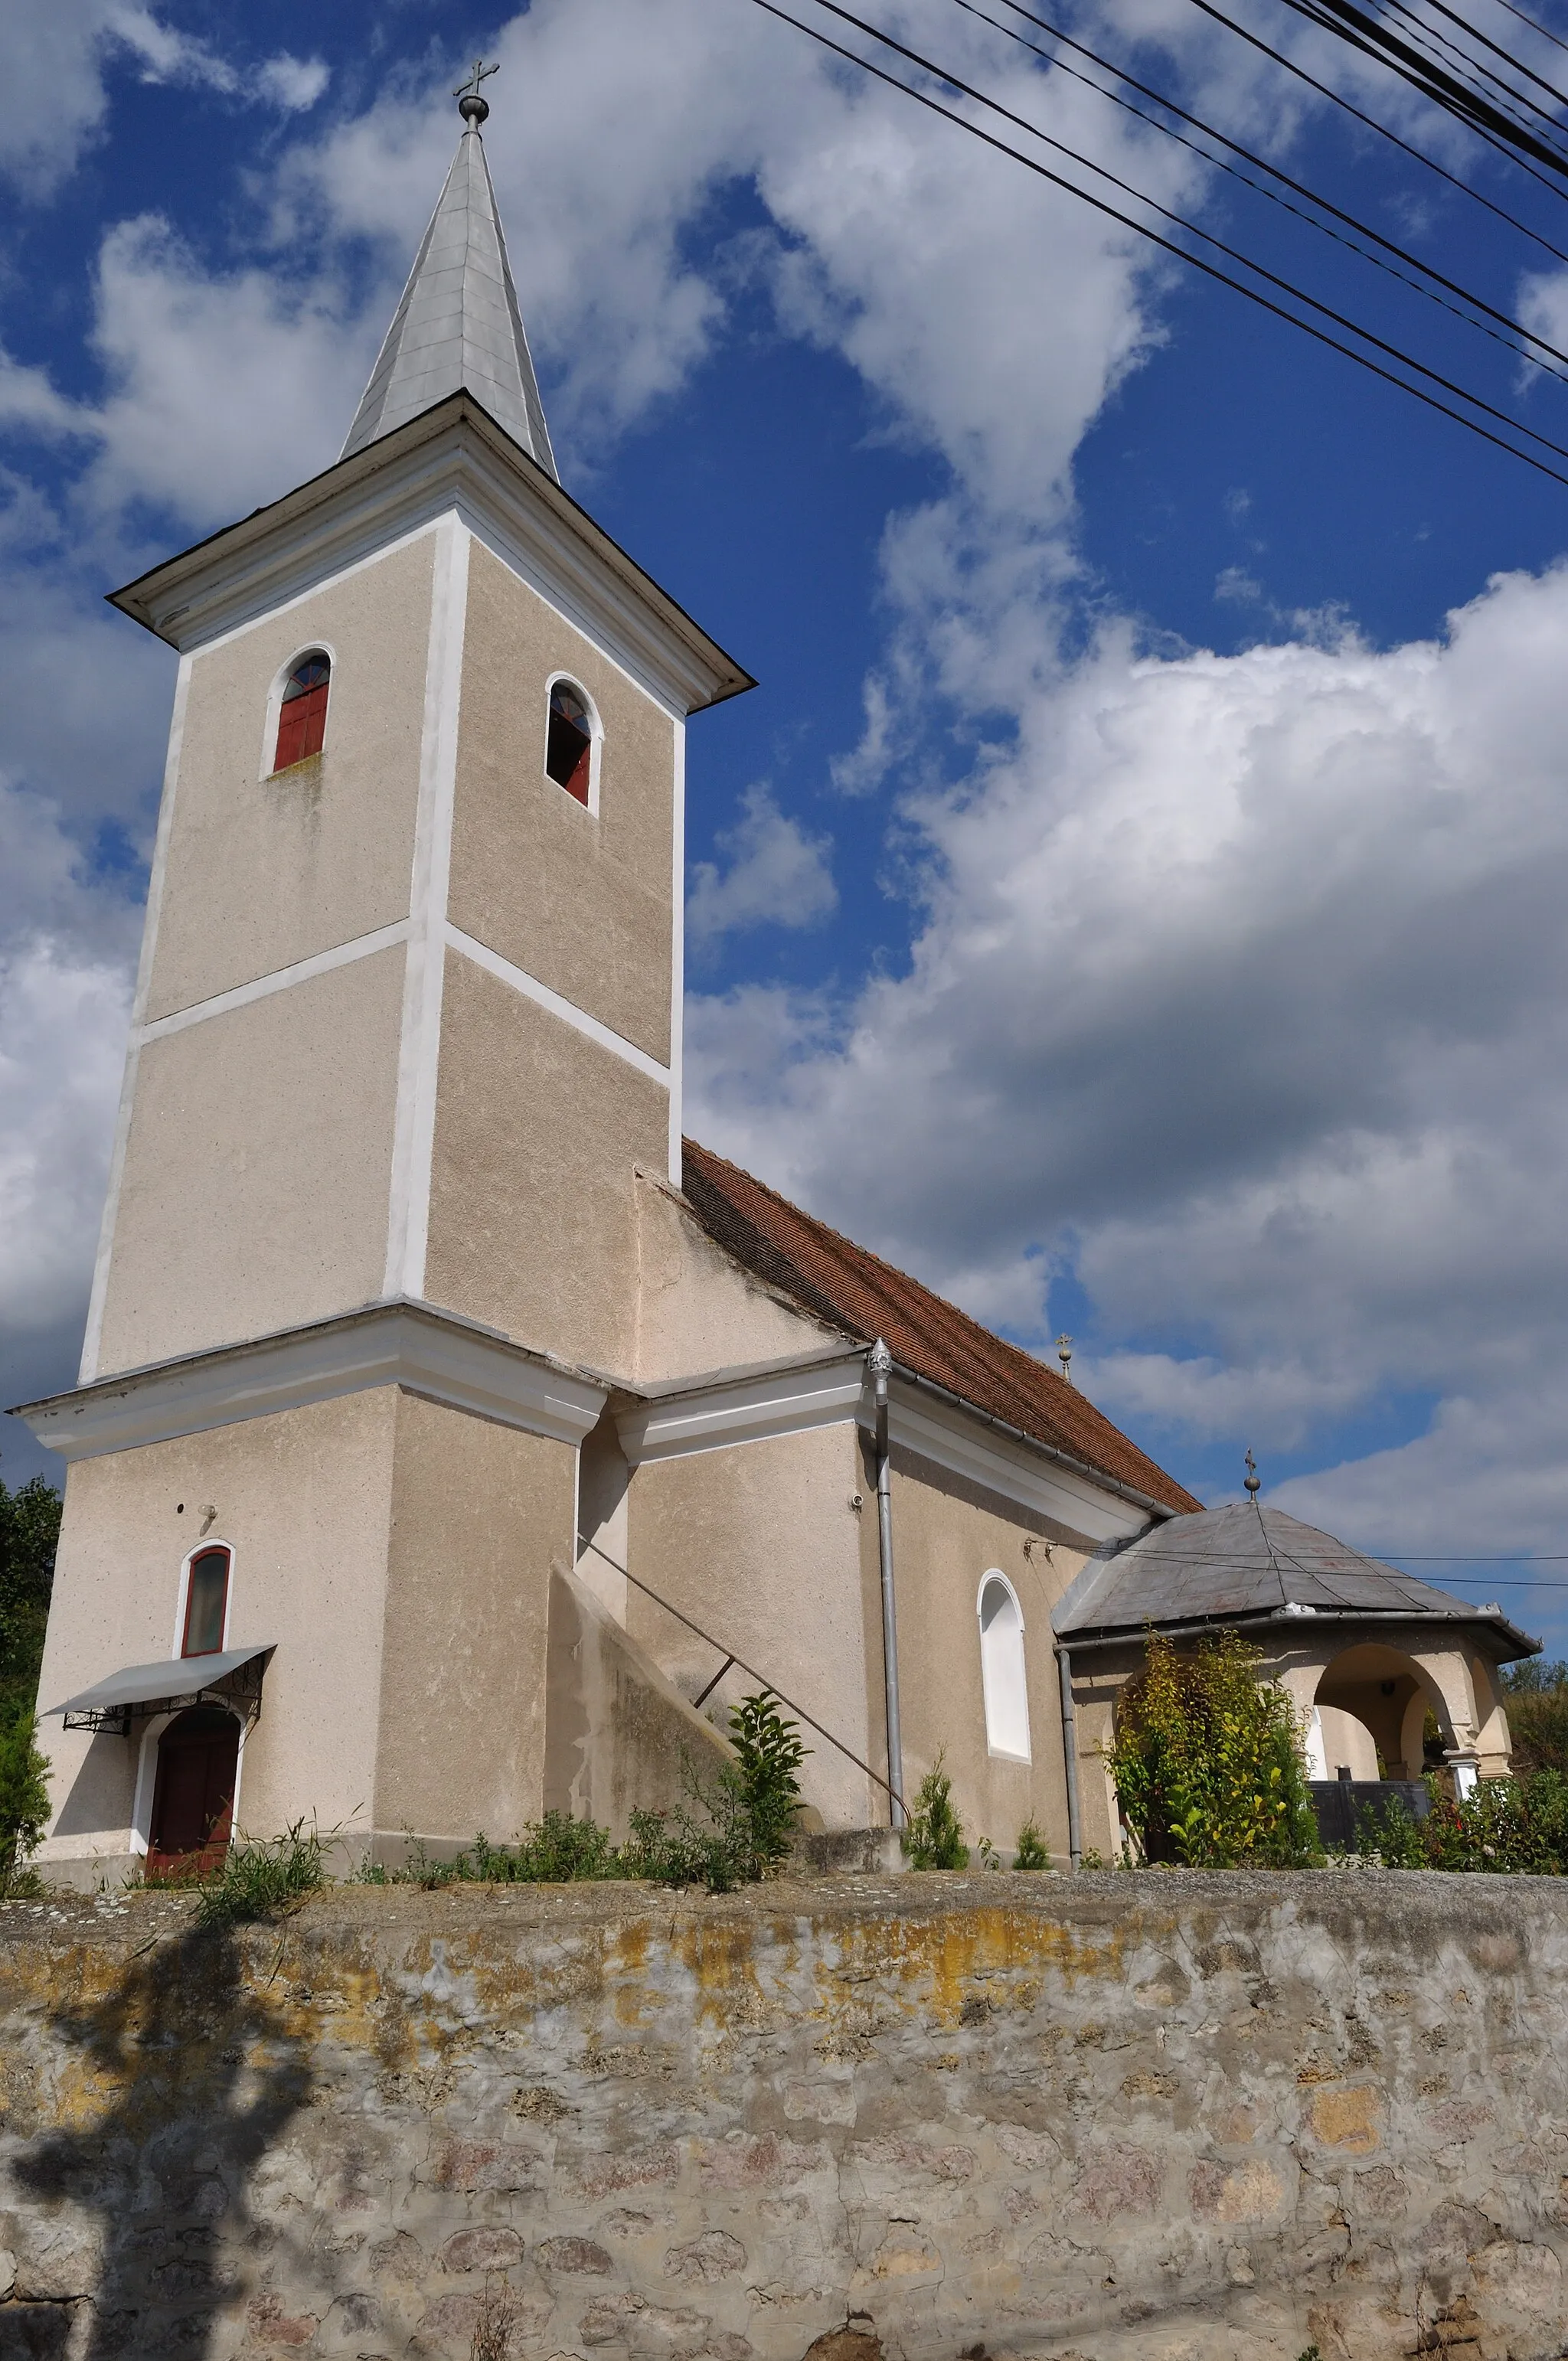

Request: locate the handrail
(575, 1538), (907, 1814)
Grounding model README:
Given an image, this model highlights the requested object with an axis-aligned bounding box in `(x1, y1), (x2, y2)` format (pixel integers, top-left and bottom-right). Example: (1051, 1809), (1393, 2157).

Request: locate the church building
(14, 83), (1531, 1886)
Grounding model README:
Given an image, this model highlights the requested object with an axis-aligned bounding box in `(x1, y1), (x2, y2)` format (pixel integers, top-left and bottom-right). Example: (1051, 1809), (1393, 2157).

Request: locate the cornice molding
(108, 396), (753, 720)
(882, 1383), (1147, 1545)
(14, 1300), (606, 1462)
(614, 1345), (1147, 1540)
(617, 1350), (867, 1465)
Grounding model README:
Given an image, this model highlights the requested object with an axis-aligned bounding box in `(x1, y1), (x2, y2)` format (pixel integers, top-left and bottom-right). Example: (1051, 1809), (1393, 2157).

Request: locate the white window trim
(172, 1538), (235, 1659)
(976, 1569), (1032, 1764)
(544, 670), (603, 815)
(261, 639), (338, 779)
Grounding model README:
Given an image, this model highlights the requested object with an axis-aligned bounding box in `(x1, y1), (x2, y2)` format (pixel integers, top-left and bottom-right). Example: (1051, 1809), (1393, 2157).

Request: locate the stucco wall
(450, 539), (676, 1067)
(145, 531), (436, 1023)
(423, 950), (667, 1372)
(632, 1176), (844, 1385)
(371, 1392), (574, 1850)
(887, 1448), (1090, 1866)
(627, 1425), (878, 1830)
(4, 1870), (1568, 2361)
(94, 945), (406, 1374)
(34, 1389), (403, 1882)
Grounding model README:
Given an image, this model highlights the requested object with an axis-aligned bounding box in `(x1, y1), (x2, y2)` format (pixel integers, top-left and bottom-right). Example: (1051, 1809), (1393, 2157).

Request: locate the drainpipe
(1057, 1643), (1083, 1869)
(870, 1340), (906, 1830)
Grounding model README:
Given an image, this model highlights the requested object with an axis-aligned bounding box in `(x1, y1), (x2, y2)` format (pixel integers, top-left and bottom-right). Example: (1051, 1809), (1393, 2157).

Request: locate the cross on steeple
(454, 56), (499, 124)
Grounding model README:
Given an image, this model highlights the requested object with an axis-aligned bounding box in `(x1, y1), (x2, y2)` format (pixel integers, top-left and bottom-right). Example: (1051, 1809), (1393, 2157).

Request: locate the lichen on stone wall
(1, 1870), (1566, 2359)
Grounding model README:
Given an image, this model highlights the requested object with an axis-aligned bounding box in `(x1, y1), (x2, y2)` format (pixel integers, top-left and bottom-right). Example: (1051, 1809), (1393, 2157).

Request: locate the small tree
(0, 1475), (60, 1896)
(1107, 1628), (1322, 1869)
(726, 1690), (809, 1876)
(903, 1752), (970, 1870)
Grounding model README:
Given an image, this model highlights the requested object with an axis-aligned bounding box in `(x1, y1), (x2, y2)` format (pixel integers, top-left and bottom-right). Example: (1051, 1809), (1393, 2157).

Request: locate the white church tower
(20, 73), (750, 1885)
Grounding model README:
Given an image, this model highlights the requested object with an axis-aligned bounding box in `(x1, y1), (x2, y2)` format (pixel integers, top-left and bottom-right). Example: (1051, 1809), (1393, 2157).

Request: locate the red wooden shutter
(274, 681), (328, 770)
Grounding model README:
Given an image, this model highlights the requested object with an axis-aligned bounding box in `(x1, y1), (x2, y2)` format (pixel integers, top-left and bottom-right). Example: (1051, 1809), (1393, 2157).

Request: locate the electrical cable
(1488, 0), (1568, 61)
(1364, 0), (1568, 133)
(756, 0), (1568, 482)
(1369, 0), (1568, 116)
(953, 0), (1568, 384)
(1271, 0), (1568, 185)
(1176, 0), (1568, 263)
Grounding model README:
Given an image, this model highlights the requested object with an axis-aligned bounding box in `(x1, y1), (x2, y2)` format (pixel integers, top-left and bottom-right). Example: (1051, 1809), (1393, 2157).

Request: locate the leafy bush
(0, 1475), (60, 1895)
(725, 1690), (809, 1873)
(1501, 1659), (1568, 1778)
(903, 1753), (970, 1870)
(1360, 1768), (1568, 1873)
(1107, 1628), (1322, 1869)
(1012, 1820), (1051, 1871)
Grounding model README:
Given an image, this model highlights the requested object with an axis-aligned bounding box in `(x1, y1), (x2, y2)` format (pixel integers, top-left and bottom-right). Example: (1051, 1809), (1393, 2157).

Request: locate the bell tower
(19, 74), (750, 1886)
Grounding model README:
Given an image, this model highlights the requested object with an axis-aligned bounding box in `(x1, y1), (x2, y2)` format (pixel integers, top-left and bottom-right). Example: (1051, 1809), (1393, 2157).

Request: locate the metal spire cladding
(341, 65), (557, 477)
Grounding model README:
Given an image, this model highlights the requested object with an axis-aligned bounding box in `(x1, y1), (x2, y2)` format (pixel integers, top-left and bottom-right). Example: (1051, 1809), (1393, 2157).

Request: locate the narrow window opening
(978, 1573), (1031, 1761)
(546, 681), (593, 805)
(274, 653), (330, 771)
(181, 1546), (231, 1658)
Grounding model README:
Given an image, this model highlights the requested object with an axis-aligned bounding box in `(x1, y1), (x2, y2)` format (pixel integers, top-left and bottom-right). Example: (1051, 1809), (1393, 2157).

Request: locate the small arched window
(546, 679), (593, 806)
(181, 1546), (231, 1658)
(978, 1572), (1031, 1761)
(273, 652), (331, 771)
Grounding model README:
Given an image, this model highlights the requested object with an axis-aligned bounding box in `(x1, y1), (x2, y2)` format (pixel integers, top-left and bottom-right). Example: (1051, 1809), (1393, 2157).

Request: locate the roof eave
(1057, 1603), (1540, 1661)
(107, 391), (755, 714)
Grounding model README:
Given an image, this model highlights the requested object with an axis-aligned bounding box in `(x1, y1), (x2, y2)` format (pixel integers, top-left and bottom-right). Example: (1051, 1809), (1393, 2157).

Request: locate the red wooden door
(147, 1708), (240, 1876)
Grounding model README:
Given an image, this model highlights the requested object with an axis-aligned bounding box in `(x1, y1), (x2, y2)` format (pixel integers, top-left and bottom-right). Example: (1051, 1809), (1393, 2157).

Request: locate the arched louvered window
(546, 679), (594, 806)
(273, 653), (330, 771)
(978, 1572), (1031, 1761)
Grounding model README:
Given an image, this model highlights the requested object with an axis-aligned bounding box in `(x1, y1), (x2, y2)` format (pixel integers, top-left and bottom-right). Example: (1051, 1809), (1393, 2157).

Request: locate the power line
(952, 0), (1568, 385)
(1176, 0), (1568, 263)
(1272, 0), (1568, 186)
(751, 0), (1568, 486)
(1488, 0), (1568, 62)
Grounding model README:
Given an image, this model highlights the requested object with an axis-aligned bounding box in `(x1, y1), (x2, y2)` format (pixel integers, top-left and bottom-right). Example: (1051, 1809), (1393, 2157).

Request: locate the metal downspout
(1057, 1643), (1083, 1869)
(871, 1340), (906, 1830)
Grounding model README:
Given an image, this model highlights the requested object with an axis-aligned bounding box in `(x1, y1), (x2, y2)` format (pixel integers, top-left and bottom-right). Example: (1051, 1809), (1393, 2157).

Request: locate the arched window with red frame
(546, 680), (594, 806)
(181, 1546), (231, 1658)
(273, 653), (331, 771)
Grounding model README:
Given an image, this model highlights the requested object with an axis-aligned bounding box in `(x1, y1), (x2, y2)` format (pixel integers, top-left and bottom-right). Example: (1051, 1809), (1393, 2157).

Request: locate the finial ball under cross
(455, 55), (499, 126)
(1244, 1447), (1260, 1497)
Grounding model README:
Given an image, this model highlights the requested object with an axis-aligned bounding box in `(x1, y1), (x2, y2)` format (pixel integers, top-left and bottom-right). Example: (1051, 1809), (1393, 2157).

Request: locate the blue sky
(5, 0), (1568, 1645)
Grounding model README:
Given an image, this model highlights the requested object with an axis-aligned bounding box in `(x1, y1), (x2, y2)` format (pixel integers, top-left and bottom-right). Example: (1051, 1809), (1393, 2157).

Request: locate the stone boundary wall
(1, 1870), (1566, 2359)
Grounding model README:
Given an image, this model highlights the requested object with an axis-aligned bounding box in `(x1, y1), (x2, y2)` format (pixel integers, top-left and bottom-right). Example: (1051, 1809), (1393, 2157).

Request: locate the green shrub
(0, 1476), (60, 1895)
(1501, 1659), (1568, 1778)
(354, 1691), (810, 1897)
(1359, 1768), (1568, 1873)
(1012, 1820), (1051, 1871)
(903, 1753), (970, 1870)
(726, 1690), (809, 1874)
(1107, 1628), (1322, 1869)
(0, 1710), (48, 1897)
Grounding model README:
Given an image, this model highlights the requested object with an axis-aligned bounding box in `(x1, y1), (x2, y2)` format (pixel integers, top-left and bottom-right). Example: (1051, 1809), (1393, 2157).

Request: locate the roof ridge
(682, 1137), (1073, 1393)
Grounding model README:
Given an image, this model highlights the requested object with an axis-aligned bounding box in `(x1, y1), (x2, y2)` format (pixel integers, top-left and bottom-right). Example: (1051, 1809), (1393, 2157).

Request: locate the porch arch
(1310, 1640), (1477, 1783)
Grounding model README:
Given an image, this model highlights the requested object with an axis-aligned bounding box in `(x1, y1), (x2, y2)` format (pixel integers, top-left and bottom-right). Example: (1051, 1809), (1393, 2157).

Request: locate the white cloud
(688, 785), (838, 951)
(254, 55), (330, 114)
(688, 560), (1568, 1553)
(0, 931), (129, 1341)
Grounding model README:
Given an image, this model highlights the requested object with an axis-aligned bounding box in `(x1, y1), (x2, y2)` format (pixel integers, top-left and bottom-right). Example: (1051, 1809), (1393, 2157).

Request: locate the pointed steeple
(341, 67), (557, 478)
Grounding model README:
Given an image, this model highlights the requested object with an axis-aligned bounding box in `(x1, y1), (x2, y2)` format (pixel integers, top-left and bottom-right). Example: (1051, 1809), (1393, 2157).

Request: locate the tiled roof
(680, 1140), (1200, 1516)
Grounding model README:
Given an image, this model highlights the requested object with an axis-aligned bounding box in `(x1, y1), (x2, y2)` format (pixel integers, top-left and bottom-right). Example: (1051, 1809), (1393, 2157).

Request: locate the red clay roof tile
(680, 1139), (1200, 1516)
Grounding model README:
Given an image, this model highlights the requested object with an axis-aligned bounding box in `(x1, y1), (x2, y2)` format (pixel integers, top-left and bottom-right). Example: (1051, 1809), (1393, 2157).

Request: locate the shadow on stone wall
(4, 1919), (310, 2359)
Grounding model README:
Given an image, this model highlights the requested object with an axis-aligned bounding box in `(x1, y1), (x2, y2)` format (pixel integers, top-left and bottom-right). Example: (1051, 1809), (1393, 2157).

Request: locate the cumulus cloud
(688, 785), (838, 952)
(688, 560), (1568, 1556)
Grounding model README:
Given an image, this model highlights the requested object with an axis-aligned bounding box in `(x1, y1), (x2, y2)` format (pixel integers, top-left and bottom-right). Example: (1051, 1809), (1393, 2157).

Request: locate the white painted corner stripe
(444, 925), (671, 1086)
(136, 922), (411, 1043)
